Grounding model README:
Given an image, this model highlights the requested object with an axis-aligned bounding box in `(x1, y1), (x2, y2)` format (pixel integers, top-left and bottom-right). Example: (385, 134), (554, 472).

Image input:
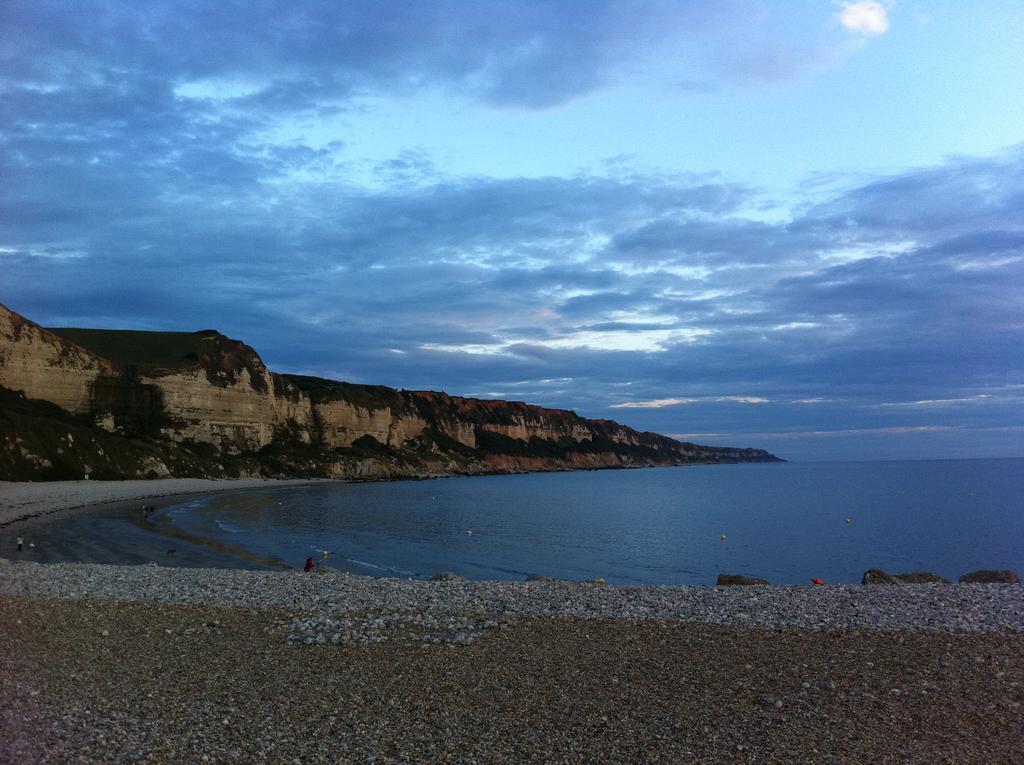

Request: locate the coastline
(2, 481), (1023, 762)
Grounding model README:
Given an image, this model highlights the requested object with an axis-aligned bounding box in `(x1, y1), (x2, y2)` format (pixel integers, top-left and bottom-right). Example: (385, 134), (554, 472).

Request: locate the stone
(430, 571), (465, 582)
(862, 569), (904, 585)
(717, 574), (769, 586)
(895, 572), (950, 584)
(958, 570), (1021, 584)
(525, 574), (557, 582)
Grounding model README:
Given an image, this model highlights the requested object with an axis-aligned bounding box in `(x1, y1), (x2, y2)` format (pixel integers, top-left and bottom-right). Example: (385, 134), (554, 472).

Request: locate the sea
(10, 458), (1022, 585)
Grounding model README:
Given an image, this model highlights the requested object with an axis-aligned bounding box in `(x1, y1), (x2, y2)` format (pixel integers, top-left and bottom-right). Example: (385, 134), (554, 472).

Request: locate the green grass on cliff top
(48, 327), (210, 368)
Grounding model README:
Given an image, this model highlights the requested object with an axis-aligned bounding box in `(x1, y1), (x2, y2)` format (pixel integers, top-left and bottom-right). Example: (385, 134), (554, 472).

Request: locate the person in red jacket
(304, 557), (315, 572)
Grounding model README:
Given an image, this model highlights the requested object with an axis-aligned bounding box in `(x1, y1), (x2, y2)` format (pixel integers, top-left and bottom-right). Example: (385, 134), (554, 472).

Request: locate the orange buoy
(810, 577), (825, 586)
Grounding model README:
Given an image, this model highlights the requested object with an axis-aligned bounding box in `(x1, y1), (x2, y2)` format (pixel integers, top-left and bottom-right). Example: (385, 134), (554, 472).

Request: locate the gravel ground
(2, 562), (1024, 763)
(2, 595), (1023, 764)
(2, 561), (1023, 632)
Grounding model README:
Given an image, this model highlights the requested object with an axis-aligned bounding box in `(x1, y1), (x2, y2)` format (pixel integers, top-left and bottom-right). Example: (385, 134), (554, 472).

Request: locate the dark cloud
(0, 0), (764, 110)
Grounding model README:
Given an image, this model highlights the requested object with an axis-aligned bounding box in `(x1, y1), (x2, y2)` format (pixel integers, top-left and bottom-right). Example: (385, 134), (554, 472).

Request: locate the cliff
(0, 303), (781, 480)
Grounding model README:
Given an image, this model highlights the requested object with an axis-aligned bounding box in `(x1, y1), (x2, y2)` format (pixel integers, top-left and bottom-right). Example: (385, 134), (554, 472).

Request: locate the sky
(2, 0), (1023, 462)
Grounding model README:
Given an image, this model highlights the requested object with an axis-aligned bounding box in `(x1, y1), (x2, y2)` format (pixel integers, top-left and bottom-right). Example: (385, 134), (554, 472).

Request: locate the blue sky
(2, 0), (1023, 461)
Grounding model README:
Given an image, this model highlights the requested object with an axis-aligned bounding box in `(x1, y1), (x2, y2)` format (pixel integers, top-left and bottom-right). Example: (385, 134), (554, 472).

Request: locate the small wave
(214, 520), (244, 534)
(345, 557), (415, 577)
(166, 499), (209, 519)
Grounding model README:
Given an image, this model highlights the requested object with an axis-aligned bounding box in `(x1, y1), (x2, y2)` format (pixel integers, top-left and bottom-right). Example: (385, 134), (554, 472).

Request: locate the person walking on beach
(16, 536), (23, 552)
(304, 557), (315, 572)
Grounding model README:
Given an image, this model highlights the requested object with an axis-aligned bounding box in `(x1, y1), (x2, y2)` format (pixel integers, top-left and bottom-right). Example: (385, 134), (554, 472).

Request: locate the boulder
(525, 574), (557, 582)
(430, 571), (466, 582)
(717, 574), (769, 586)
(862, 569), (904, 585)
(958, 570), (1021, 584)
(895, 572), (950, 584)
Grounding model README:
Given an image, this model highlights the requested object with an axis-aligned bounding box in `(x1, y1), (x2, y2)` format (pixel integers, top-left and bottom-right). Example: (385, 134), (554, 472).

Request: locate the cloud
(878, 393), (1024, 408)
(0, 0), (885, 139)
(610, 398), (699, 409)
(0, 0), (795, 113)
(610, 395), (770, 409)
(681, 425), (956, 440)
(835, 1), (890, 37)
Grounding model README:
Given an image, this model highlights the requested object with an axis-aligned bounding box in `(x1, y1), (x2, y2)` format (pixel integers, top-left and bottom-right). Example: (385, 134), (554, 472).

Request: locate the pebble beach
(2, 481), (1023, 763)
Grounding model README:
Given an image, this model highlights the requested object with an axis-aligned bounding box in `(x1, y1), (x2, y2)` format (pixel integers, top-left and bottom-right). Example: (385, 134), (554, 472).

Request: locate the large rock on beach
(717, 574), (769, 586)
(959, 570), (1021, 584)
(862, 569), (905, 585)
(431, 571), (466, 582)
(896, 572), (950, 584)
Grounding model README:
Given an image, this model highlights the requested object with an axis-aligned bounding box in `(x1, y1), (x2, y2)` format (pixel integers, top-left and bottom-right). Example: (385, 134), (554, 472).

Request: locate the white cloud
(880, 394), (994, 407)
(835, 1), (890, 37)
(610, 395), (770, 409)
(610, 397), (698, 409)
(681, 425), (956, 441)
(174, 77), (266, 100)
(421, 328), (712, 356)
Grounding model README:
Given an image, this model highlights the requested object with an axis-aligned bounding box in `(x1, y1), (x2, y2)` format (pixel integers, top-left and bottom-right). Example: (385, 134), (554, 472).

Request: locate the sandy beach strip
(0, 477), (331, 528)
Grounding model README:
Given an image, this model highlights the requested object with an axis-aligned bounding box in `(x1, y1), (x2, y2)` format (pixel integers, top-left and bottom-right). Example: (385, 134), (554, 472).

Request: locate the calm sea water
(155, 459), (1024, 585)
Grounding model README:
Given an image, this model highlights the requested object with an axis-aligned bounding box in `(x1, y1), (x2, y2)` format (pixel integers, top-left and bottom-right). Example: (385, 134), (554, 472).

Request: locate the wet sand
(0, 478), (330, 527)
(0, 479), (330, 569)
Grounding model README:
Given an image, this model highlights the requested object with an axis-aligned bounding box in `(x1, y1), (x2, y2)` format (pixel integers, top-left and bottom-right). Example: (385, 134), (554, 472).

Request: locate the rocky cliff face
(0, 306), (116, 416)
(0, 303), (781, 480)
